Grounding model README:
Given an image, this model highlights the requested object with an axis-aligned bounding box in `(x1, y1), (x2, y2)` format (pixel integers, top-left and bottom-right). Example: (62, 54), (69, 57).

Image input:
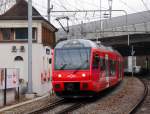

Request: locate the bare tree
(0, 0), (16, 14)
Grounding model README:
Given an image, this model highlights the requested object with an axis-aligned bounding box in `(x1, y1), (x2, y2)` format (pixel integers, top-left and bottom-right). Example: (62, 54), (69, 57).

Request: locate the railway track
(127, 77), (148, 114)
(56, 102), (86, 114)
(28, 98), (86, 114)
(28, 98), (66, 114)
(26, 77), (148, 114)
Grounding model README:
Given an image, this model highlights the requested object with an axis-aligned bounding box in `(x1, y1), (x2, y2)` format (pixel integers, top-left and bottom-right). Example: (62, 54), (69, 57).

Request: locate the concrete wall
(136, 56), (150, 69)
(0, 43), (52, 96)
(57, 21), (150, 41)
(0, 89), (15, 107)
(124, 55), (150, 71)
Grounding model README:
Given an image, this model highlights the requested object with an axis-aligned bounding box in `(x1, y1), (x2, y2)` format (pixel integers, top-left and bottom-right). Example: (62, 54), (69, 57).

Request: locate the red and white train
(52, 39), (124, 98)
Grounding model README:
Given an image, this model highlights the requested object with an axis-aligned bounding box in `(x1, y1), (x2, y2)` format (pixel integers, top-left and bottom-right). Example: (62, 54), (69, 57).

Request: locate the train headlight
(82, 73), (86, 77)
(58, 74), (62, 78)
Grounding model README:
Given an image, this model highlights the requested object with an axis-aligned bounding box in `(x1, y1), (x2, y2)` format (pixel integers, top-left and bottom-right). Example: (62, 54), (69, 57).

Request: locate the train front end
(52, 39), (96, 98)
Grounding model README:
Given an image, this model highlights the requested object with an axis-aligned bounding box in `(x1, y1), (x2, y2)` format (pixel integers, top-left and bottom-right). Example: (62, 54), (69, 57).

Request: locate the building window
(1, 28), (11, 40)
(14, 56), (23, 61)
(15, 28), (36, 40)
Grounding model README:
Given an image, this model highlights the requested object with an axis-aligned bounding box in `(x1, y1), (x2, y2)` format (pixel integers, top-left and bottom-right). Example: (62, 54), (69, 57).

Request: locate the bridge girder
(91, 33), (150, 56)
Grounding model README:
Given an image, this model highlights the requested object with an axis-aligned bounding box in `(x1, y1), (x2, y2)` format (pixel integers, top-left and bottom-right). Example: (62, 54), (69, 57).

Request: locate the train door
(92, 53), (100, 81)
(116, 60), (120, 80)
(105, 54), (109, 88)
(109, 59), (117, 86)
(119, 61), (123, 80)
(99, 57), (107, 89)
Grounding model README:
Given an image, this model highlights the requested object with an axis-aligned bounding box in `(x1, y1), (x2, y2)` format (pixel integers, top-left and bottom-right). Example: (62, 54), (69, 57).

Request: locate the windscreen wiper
(60, 64), (67, 70)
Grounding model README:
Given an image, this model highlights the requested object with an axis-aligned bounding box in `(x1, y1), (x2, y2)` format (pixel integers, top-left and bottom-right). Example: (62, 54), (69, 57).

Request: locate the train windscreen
(54, 48), (90, 70)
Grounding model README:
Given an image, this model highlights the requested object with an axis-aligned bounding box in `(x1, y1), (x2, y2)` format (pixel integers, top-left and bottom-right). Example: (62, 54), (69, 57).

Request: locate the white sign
(6, 69), (19, 89)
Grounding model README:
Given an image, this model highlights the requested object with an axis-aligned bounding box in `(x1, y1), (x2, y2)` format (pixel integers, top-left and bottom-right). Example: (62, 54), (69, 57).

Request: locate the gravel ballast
(73, 77), (144, 114)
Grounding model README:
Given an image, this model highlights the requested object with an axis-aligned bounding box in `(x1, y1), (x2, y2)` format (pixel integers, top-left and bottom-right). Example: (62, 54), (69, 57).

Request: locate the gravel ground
(72, 77), (145, 114)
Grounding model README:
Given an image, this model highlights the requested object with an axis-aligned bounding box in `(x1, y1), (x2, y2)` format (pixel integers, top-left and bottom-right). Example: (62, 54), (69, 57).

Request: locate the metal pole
(28, 0), (32, 94)
(131, 45), (134, 77)
(4, 68), (7, 106)
(47, 0), (50, 22)
(99, 0), (102, 40)
(128, 34), (130, 46)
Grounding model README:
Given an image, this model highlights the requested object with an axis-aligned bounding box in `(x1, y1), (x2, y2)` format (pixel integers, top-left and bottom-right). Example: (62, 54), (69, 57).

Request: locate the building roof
(0, 0), (57, 31)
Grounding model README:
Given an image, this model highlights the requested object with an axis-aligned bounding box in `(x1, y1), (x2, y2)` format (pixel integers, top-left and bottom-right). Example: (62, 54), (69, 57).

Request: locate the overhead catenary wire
(141, 0), (149, 11)
(119, 0), (150, 16)
(119, 0), (150, 23)
(0, 0), (123, 33)
(119, 0), (138, 13)
(49, 0), (109, 23)
(2, 0), (150, 28)
(19, 0), (109, 26)
(57, 0), (69, 11)
(64, 0), (81, 11)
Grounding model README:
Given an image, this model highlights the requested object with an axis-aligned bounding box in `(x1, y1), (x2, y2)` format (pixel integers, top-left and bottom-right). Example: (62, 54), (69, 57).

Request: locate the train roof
(55, 39), (99, 49)
(55, 39), (119, 54)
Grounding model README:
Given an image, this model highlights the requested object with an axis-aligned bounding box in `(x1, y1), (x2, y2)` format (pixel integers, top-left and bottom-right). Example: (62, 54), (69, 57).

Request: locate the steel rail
(56, 102), (85, 114)
(28, 98), (66, 114)
(127, 78), (148, 114)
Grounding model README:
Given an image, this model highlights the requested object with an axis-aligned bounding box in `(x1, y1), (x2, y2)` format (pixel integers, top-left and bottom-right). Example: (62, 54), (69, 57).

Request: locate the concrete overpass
(56, 10), (150, 56)
(91, 33), (150, 56)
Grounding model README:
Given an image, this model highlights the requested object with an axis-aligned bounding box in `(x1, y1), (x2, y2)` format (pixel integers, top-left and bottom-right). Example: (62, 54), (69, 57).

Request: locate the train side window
(119, 62), (122, 77)
(100, 58), (105, 71)
(110, 60), (116, 76)
(105, 58), (109, 77)
(117, 61), (119, 75)
(92, 54), (99, 69)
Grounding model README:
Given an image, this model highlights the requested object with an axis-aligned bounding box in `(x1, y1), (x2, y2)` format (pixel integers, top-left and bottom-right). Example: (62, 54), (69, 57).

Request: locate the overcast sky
(31, 0), (150, 27)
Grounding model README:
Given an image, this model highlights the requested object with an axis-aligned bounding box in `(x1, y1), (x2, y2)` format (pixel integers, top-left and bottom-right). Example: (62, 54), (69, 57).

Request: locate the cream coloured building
(0, 0), (57, 99)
